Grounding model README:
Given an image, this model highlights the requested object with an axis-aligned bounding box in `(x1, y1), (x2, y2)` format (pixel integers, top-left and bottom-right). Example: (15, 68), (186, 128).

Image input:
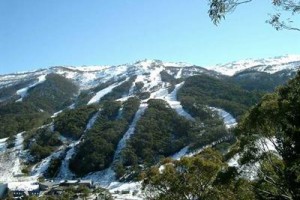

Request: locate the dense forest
(143, 71), (300, 200)
(178, 74), (263, 119)
(69, 97), (140, 175)
(0, 74), (78, 138)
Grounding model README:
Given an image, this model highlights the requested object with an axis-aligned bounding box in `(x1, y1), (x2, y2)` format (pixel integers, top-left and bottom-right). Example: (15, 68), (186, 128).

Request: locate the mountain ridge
(0, 55), (299, 199)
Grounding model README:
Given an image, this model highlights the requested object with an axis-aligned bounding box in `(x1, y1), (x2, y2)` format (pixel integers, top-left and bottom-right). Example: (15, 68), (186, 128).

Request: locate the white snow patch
(207, 55), (300, 76)
(84, 104), (148, 187)
(210, 107), (237, 128)
(113, 103), (148, 162)
(228, 154), (240, 168)
(56, 142), (78, 179)
(0, 132), (35, 183)
(16, 74), (47, 102)
(0, 137), (8, 153)
(87, 79), (128, 105)
(175, 68), (183, 79)
(8, 181), (39, 192)
(57, 111), (100, 179)
(163, 61), (191, 68)
(228, 137), (278, 180)
(171, 146), (189, 160)
(84, 168), (116, 187)
(149, 82), (193, 121)
(108, 181), (144, 200)
(31, 149), (63, 177)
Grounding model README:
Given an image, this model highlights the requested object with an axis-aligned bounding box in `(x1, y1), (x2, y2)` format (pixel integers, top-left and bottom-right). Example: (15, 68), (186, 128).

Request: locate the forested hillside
(143, 71), (300, 200)
(0, 58), (299, 199)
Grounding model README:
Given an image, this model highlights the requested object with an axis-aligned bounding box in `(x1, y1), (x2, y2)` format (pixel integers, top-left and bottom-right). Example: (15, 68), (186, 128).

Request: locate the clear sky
(0, 0), (300, 74)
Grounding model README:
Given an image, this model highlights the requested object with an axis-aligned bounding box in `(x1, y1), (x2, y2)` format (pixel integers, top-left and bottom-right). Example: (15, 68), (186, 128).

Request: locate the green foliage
(0, 102), (49, 138)
(70, 98), (140, 175)
(24, 73), (78, 113)
(45, 157), (62, 178)
(134, 81), (144, 92)
(178, 74), (262, 118)
(189, 115), (228, 151)
(25, 127), (62, 162)
(160, 70), (183, 93)
(208, 0), (300, 31)
(137, 92), (150, 100)
(126, 99), (191, 165)
(101, 76), (137, 101)
(236, 71), (300, 199)
(231, 70), (295, 92)
(54, 105), (99, 139)
(115, 162), (126, 179)
(75, 90), (95, 107)
(76, 79), (116, 106)
(6, 135), (16, 149)
(143, 148), (256, 200)
(0, 79), (34, 102)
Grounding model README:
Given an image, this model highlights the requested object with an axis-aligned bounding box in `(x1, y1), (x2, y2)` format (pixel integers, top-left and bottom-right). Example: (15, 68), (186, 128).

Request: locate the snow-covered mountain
(1, 55), (299, 90)
(0, 59), (217, 90)
(208, 55), (300, 76)
(0, 55), (299, 199)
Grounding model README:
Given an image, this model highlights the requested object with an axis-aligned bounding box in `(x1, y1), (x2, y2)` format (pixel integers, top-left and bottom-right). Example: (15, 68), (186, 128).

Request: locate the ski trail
(16, 74), (47, 102)
(210, 107), (237, 128)
(84, 103), (148, 187)
(175, 68), (183, 79)
(0, 137), (8, 153)
(113, 103), (148, 162)
(87, 79), (128, 105)
(0, 132), (31, 182)
(165, 82), (194, 120)
(57, 111), (100, 179)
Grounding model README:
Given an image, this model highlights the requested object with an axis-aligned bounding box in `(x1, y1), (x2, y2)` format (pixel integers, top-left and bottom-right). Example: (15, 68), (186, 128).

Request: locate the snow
(171, 146), (189, 160)
(0, 132), (36, 183)
(56, 143), (78, 179)
(16, 74), (47, 102)
(50, 104), (76, 118)
(85, 112), (100, 130)
(57, 111), (100, 179)
(31, 149), (63, 177)
(258, 137), (277, 152)
(228, 154), (240, 168)
(84, 104), (148, 187)
(165, 82), (194, 120)
(207, 55), (300, 76)
(51, 110), (63, 118)
(170, 108), (237, 161)
(113, 103), (148, 162)
(64, 65), (110, 72)
(3, 56), (298, 197)
(228, 137), (279, 180)
(210, 107), (237, 128)
(175, 68), (183, 79)
(0, 137), (8, 153)
(108, 181), (144, 200)
(148, 82), (194, 121)
(87, 79), (128, 105)
(84, 167), (116, 187)
(163, 61), (191, 68)
(8, 181), (39, 192)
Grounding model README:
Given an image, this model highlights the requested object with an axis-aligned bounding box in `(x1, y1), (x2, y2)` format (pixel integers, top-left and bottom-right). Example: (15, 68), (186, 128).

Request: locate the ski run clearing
(15, 74), (47, 102)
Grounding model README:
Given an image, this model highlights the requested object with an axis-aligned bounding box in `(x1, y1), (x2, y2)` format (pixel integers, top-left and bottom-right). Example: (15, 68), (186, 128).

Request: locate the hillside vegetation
(143, 71), (300, 200)
(24, 73), (78, 113)
(178, 74), (263, 119)
(70, 97), (140, 175)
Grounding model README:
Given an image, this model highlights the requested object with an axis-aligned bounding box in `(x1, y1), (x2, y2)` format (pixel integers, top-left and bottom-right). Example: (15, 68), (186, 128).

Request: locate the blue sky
(0, 0), (300, 74)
